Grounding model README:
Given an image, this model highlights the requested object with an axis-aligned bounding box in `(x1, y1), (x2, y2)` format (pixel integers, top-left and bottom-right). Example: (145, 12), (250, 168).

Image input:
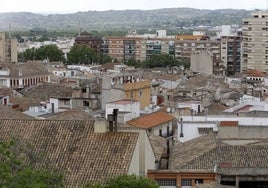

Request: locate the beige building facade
(0, 32), (17, 62)
(101, 74), (151, 110)
(242, 11), (268, 72)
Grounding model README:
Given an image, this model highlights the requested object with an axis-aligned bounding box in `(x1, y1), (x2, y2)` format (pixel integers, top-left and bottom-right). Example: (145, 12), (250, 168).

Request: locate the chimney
(107, 109), (119, 132)
(86, 85), (90, 98)
(180, 118), (184, 138)
(107, 114), (114, 132)
(113, 109), (119, 131)
(51, 103), (55, 114)
(94, 118), (107, 133)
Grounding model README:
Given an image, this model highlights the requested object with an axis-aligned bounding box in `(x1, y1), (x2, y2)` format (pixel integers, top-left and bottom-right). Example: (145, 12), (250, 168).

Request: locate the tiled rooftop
(127, 111), (175, 129)
(246, 69), (266, 77)
(0, 120), (139, 186)
(0, 61), (49, 77)
(169, 133), (268, 174)
(124, 80), (151, 91)
(18, 82), (73, 101)
(0, 105), (34, 119)
(39, 110), (94, 120)
(219, 121), (238, 127)
(108, 99), (138, 105)
(148, 133), (167, 161)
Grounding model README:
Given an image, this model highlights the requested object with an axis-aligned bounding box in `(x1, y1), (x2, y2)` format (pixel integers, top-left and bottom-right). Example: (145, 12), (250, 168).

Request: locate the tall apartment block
(104, 36), (174, 62)
(175, 35), (221, 73)
(242, 11), (268, 72)
(0, 32), (17, 62)
(221, 36), (242, 75)
(74, 32), (102, 54)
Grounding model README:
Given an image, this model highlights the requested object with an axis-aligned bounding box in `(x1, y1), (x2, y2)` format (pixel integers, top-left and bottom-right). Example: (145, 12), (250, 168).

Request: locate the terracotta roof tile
(39, 110), (94, 120)
(0, 120), (139, 186)
(18, 82), (73, 101)
(169, 133), (268, 174)
(148, 133), (167, 161)
(0, 105), (34, 119)
(169, 133), (217, 172)
(246, 69), (266, 77)
(0, 61), (49, 77)
(219, 121), (238, 127)
(127, 111), (175, 129)
(0, 88), (13, 96)
(124, 80), (151, 91)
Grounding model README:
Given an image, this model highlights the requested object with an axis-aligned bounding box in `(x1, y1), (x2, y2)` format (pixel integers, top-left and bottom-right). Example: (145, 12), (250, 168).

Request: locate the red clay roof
(246, 69), (266, 77)
(0, 120), (139, 186)
(220, 121), (238, 127)
(127, 111), (175, 129)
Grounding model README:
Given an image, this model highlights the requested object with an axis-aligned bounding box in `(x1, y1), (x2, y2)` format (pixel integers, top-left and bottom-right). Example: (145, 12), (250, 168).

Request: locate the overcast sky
(0, 0), (267, 13)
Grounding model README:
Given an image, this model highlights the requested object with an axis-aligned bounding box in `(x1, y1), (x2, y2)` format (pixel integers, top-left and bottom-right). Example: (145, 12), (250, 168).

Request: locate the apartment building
(0, 32), (17, 62)
(175, 35), (220, 60)
(104, 31), (175, 62)
(242, 11), (268, 72)
(221, 36), (242, 75)
(74, 32), (102, 54)
(146, 38), (175, 60)
(105, 36), (125, 62)
(175, 34), (222, 73)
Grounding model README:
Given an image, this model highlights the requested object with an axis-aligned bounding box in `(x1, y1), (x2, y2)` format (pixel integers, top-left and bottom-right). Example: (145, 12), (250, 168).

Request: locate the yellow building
(124, 80), (151, 109)
(102, 74), (151, 110)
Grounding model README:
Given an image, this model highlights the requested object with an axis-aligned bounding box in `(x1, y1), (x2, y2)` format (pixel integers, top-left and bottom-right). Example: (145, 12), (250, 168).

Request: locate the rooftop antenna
(78, 20), (81, 36)
(8, 24), (11, 38)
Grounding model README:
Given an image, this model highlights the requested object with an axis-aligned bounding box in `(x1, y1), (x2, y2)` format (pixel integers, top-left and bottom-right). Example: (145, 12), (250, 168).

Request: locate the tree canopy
(124, 53), (190, 70)
(66, 45), (112, 65)
(86, 174), (159, 188)
(18, 44), (65, 62)
(0, 139), (63, 187)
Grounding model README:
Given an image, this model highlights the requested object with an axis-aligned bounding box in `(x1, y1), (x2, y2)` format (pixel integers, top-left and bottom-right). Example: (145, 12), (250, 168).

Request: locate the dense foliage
(18, 44), (65, 62)
(0, 139), (63, 187)
(125, 54), (190, 70)
(66, 45), (112, 65)
(86, 174), (159, 188)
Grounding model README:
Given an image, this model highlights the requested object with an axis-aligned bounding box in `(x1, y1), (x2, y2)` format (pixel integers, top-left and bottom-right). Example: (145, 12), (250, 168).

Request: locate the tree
(18, 45), (65, 62)
(105, 174), (159, 188)
(98, 53), (112, 64)
(177, 57), (190, 70)
(35, 44), (65, 62)
(86, 174), (159, 188)
(67, 45), (97, 65)
(145, 53), (177, 68)
(0, 139), (63, 187)
(124, 59), (144, 68)
(18, 47), (36, 62)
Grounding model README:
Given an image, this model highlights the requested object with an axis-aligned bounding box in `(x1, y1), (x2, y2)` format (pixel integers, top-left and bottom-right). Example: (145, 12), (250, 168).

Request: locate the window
(181, 179), (192, 186)
(195, 179), (204, 184)
(139, 89), (142, 97)
(156, 179), (176, 186)
(64, 100), (70, 105)
(83, 101), (89, 107)
(159, 129), (162, 136)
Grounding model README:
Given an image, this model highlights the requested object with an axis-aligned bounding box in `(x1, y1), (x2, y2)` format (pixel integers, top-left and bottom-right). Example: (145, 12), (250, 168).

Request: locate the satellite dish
(166, 107), (171, 113)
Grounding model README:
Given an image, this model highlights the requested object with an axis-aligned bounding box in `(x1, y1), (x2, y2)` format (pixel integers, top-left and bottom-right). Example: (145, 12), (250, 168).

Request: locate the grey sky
(0, 0), (266, 13)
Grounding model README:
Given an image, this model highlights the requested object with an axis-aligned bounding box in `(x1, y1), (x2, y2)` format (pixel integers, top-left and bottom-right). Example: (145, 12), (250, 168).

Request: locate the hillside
(0, 8), (252, 31)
